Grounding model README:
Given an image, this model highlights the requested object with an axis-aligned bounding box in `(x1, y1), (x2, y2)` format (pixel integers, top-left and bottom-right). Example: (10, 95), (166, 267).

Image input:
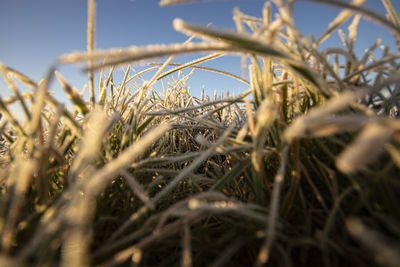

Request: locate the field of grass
(1, 0), (400, 266)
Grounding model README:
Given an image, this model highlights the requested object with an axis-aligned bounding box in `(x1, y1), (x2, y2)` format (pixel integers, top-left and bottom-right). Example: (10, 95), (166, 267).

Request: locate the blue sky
(0, 0), (399, 107)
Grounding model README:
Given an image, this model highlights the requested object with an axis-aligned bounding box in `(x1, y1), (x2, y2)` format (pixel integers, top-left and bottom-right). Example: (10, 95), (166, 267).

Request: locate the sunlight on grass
(0, 0), (400, 266)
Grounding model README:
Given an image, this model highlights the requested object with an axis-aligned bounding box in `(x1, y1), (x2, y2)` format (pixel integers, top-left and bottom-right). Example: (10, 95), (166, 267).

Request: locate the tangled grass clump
(0, 0), (400, 266)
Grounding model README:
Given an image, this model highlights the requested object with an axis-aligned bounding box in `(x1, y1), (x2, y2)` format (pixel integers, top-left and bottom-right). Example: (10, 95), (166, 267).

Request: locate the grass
(1, 0), (400, 266)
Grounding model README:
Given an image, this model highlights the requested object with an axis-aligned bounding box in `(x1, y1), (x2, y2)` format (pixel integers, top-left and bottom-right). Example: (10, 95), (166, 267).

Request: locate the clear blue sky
(0, 0), (399, 106)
